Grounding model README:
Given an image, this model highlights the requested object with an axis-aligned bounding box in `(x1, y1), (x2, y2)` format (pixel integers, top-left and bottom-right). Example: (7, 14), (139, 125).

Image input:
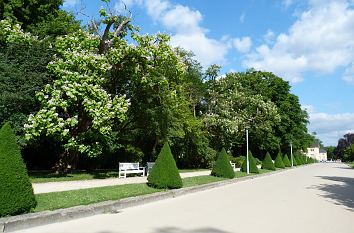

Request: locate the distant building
(307, 144), (327, 161)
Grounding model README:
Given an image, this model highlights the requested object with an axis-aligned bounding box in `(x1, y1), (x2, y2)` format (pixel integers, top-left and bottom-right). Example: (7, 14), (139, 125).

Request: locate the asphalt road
(16, 163), (354, 233)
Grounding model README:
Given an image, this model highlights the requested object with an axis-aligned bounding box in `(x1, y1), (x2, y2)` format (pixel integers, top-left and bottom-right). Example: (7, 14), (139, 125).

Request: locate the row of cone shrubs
(0, 121), (317, 217)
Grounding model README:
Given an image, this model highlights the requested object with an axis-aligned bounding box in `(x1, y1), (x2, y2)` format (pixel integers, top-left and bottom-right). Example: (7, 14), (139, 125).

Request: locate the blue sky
(63, 0), (354, 146)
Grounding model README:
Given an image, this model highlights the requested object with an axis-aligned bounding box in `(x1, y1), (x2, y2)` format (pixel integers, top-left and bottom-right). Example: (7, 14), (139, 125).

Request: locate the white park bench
(146, 162), (155, 176)
(119, 162), (145, 178)
(230, 161), (236, 171)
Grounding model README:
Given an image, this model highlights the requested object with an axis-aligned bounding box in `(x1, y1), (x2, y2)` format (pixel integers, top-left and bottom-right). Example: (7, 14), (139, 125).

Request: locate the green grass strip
(33, 169), (274, 212)
(30, 169), (210, 183)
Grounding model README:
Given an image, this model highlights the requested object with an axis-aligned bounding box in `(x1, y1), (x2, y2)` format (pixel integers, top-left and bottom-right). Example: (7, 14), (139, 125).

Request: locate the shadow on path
(153, 227), (232, 233)
(311, 176), (354, 211)
(96, 228), (231, 233)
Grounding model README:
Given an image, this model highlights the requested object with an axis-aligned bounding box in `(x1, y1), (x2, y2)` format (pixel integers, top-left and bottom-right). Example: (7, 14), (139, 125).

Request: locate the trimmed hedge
(295, 155), (302, 165)
(274, 152), (285, 169)
(0, 123), (37, 217)
(262, 152), (275, 170)
(292, 155), (298, 166)
(147, 142), (183, 189)
(283, 154), (291, 167)
(211, 148), (235, 179)
(241, 151), (259, 174)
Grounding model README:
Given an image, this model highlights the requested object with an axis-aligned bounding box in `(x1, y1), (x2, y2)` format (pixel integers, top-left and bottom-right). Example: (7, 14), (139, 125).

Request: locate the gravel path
(20, 162), (354, 233)
(33, 170), (212, 194)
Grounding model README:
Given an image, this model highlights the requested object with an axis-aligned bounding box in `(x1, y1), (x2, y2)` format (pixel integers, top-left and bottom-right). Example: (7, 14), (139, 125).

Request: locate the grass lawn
(33, 169), (274, 212)
(29, 170), (120, 183)
(30, 169), (210, 183)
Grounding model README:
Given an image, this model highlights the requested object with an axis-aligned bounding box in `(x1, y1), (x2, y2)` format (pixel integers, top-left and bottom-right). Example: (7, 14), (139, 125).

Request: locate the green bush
(241, 151), (259, 174)
(211, 148), (235, 179)
(254, 157), (262, 165)
(283, 154), (291, 167)
(0, 123), (37, 217)
(274, 152), (285, 169)
(234, 156), (245, 168)
(262, 152), (275, 170)
(147, 142), (183, 189)
(292, 155), (298, 166)
(295, 155), (302, 165)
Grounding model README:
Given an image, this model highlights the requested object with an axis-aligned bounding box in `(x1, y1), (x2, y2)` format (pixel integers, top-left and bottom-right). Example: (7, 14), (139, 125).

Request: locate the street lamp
(245, 126), (250, 174)
(290, 141), (293, 167)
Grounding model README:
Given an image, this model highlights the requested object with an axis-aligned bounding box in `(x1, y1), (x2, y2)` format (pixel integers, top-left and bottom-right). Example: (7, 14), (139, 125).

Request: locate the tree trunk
(53, 149), (79, 174)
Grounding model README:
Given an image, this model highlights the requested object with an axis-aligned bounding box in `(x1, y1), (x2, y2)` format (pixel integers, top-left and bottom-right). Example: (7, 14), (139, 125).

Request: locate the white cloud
(128, 0), (229, 67)
(233, 37), (252, 53)
(342, 63), (354, 84)
(305, 105), (354, 145)
(240, 13), (246, 23)
(282, 0), (294, 8)
(263, 29), (275, 45)
(63, 0), (78, 7)
(244, 1), (354, 83)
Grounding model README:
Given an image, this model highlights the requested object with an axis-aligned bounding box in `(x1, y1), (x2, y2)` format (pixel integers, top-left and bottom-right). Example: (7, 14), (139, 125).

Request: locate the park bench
(119, 162), (145, 178)
(230, 161), (236, 171)
(146, 162), (155, 176)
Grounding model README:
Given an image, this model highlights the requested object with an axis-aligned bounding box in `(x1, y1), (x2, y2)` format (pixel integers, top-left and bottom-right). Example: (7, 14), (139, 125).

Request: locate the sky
(63, 0), (354, 146)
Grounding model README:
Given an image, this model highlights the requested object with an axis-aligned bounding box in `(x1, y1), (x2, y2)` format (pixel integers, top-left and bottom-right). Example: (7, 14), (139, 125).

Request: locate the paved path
(33, 170), (212, 194)
(20, 163), (354, 233)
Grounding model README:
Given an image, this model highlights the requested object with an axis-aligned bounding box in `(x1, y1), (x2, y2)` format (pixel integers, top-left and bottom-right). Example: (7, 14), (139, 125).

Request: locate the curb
(0, 165), (310, 232)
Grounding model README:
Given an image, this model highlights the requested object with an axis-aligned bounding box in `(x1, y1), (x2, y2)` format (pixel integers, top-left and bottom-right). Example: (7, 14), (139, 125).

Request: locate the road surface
(16, 163), (354, 233)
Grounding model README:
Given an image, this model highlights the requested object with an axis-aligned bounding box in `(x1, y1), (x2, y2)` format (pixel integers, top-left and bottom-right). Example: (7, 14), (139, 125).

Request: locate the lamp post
(290, 141), (293, 167)
(245, 126), (250, 174)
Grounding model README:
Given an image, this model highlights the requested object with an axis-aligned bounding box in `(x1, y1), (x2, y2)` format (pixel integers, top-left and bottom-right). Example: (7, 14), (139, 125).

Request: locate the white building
(307, 144), (327, 161)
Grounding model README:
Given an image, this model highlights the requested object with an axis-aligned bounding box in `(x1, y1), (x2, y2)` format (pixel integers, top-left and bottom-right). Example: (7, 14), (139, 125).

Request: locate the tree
(0, 123), (37, 217)
(274, 152), (285, 169)
(147, 142), (182, 189)
(204, 73), (280, 151)
(262, 152), (275, 170)
(325, 146), (336, 160)
(335, 133), (354, 160)
(344, 144), (354, 162)
(241, 151), (259, 173)
(228, 71), (313, 156)
(211, 148), (235, 179)
(283, 154), (291, 167)
(0, 20), (54, 146)
(0, 0), (80, 37)
(25, 11), (131, 171)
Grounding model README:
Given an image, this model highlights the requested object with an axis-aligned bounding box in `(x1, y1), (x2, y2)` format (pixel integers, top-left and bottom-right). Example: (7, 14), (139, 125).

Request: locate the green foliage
(0, 21), (53, 145)
(241, 151), (259, 173)
(0, 123), (37, 217)
(283, 154), (291, 167)
(25, 29), (129, 158)
(262, 152), (275, 170)
(204, 72), (280, 150)
(295, 155), (302, 165)
(274, 153), (285, 169)
(211, 148), (235, 179)
(292, 155), (298, 166)
(0, 0), (80, 37)
(147, 143), (183, 189)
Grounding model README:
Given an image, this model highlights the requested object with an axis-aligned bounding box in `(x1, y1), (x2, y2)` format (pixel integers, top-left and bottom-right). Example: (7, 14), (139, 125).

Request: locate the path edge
(0, 165), (309, 232)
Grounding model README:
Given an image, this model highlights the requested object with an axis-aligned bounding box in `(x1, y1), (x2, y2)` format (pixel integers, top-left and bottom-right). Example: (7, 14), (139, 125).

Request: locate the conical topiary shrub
(241, 151), (259, 173)
(292, 155), (298, 166)
(0, 123), (37, 217)
(147, 142), (182, 189)
(274, 152), (285, 169)
(262, 152), (275, 170)
(283, 154), (291, 167)
(295, 155), (302, 165)
(211, 148), (235, 179)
